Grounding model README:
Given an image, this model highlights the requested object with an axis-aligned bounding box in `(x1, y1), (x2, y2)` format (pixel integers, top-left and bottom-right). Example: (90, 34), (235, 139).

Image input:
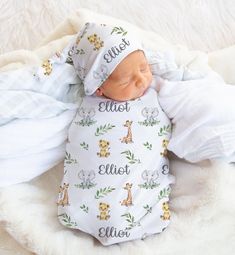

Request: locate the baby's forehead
(109, 51), (148, 77)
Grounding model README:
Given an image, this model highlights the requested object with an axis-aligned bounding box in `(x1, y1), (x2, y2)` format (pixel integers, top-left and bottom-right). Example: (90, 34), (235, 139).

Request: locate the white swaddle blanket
(158, 72), (235, 162)
(0, 47), (82, 187)
(58, 88), (174, 245)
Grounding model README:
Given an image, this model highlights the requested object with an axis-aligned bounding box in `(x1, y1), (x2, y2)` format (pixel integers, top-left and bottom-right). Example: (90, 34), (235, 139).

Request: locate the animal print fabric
(71, 22), (143, 96)
(57, 88), (174, 245)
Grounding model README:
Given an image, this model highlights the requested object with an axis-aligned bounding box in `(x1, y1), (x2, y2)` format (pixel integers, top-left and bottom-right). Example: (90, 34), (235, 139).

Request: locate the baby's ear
(96, 88), (103, 96)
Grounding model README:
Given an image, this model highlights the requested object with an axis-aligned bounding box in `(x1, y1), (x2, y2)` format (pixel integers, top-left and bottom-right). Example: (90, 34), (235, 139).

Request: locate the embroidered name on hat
(103, 38), (130, 64)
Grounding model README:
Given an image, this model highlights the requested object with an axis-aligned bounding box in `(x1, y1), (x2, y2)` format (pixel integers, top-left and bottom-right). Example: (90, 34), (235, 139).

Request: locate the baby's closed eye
(140, 66), (148, 72)
(140, 64), (150, 72)
(119, 78), (131, 86)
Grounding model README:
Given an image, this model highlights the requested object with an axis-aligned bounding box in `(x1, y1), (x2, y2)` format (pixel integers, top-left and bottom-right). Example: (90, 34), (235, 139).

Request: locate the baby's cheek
(146, 73), (153, 86)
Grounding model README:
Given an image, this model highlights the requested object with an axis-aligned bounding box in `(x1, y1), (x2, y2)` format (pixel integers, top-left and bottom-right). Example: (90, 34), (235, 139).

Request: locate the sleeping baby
(56, 22), (186, 246)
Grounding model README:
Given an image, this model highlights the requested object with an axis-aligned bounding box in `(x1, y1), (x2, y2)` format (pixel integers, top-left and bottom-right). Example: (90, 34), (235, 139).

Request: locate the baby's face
(96, 50), (153, 101)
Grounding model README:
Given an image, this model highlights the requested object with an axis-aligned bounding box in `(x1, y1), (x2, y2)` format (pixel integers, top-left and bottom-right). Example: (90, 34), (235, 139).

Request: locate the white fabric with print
(71, 22), (143, 96)
(58, 88), (174, 246)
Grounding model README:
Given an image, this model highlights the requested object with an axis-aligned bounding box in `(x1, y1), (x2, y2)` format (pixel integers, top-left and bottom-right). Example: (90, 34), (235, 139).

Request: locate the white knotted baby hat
(70, 22), (143, 95)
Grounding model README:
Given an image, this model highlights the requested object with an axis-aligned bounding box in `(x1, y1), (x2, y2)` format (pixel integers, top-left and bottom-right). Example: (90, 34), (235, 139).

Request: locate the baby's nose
(136, 75), (145, 88)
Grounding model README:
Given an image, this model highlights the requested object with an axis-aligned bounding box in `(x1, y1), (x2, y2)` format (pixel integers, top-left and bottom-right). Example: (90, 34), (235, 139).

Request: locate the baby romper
(57, 87), (174, 245)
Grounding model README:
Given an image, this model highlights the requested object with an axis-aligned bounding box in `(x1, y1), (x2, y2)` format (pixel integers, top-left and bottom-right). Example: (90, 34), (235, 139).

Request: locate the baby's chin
(108, 96), (135, 102)
(138, 90), (147, 98)
(136, 87), (149, 99)
(101, 91), (146, 102)
(101, 94), (127, 102)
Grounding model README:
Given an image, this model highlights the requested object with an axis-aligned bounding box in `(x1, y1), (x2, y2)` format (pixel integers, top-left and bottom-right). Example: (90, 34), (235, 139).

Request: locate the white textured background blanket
(1, 0), (235, 53)
(1, 1), (235, 255)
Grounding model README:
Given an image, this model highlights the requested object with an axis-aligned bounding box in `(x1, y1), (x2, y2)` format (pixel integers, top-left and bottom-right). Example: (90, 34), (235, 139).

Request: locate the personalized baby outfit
(58, 88), (174, 245)
(57, 22), (174, 245)
(70, 22), (143, 95)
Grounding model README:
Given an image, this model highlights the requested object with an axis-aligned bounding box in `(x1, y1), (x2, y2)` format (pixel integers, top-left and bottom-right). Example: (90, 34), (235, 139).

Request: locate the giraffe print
(121, 120), (133, 144)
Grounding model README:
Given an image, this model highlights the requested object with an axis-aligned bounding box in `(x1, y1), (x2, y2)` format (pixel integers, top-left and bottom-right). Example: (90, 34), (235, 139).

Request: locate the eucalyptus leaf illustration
(80, 142), (89, 150)
(76, 119), (96, 127)
(77, 49), (85, 55)
(74, 182), (96, 190)
(80, 204), (89, 213)
(121, 212), (140, 230)
(143, 204), (152, 214)
(95, 186), (115, 199)
(135, 205), (153, 224)
(58, 213), (77, 228)
(138, 182), (160, 189)
(121, 150), (141, 164)
(143, 142), (152, 150)
(95, 124), (115, 136)
(138, 119), (160, 126)
(111, 26), (128, 36)
(156, 187), (171, 203)
(65, 152), (77, 164)
(158, 125), (171, 136)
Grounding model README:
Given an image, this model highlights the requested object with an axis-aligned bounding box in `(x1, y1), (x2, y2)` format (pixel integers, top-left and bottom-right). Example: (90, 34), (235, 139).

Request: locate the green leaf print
(121, 150), (141, 164)
(80, 142), (89, 150)
(65, 152), (77, 164)
(121, 213), (140, 230)
(76, 119), (96, 127)
(77, 49), (85, 55)
(95, 124), (115, 136)
(111, 26), (128, 36)
(58, 213), (78, 228)
(143, 204), (152, 215)
(138, 119), (160, 127)
(80, 204), (89, 213)
(135, 205), (153, 224)
(74, 182), (96, 190)
(95, 186), (116, 199)
(156, 187), (171, 203)
(138, 182), (160, 189)
(158, 125), (171, 136)
(143, 142), (152, 150)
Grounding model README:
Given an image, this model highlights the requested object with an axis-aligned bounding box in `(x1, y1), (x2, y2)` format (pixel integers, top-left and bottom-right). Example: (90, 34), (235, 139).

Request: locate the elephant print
(76, 170), (96, 189)
(139, 107), (159, 126)
(76, 107), (96, 126)
(139, 170), (160, 189)
(93, 64), (109, 83)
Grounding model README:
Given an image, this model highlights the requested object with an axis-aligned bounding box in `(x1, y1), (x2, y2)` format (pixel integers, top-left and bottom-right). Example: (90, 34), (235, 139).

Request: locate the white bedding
(1, 1), (235, 255)
(158, 72), (235, 163)
(0, 48), (80, 187)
